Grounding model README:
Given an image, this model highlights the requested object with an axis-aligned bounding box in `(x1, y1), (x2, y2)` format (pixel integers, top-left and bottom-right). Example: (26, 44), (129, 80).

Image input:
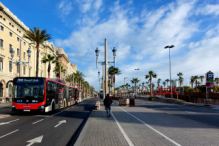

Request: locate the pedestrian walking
(104, 94), (113, 117)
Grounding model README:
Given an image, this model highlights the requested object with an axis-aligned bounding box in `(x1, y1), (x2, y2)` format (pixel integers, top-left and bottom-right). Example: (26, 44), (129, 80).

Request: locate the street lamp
(10, 46), (32, 77)
(164, 45), (174, 99)
(95, 38), (117, 99)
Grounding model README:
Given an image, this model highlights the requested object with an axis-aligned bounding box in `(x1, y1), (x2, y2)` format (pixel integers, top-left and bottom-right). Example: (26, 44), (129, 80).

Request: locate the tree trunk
(48, 62), (51, 78)
(150, 78), (152, 97)
(36, 44), (39, 77)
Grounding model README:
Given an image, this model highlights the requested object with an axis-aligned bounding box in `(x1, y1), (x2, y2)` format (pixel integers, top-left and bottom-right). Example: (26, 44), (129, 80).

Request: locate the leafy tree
(23, 27), (51, 77)
(190, 76), (195, 89)
(145, 71), (157, 96)
(53, 64), (66, 79)
(183, 86), (193, 92)
(215, 77), (219, 85)
(41, 54), (57, 78)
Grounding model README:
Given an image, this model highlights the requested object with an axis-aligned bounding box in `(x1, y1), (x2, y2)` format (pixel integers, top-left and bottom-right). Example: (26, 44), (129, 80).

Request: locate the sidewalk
(0, 102), (11, 108)
(75, 102), (129, 146)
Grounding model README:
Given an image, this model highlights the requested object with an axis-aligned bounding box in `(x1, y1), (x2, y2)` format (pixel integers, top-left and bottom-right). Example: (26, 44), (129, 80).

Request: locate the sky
(2, 0), (219, 91)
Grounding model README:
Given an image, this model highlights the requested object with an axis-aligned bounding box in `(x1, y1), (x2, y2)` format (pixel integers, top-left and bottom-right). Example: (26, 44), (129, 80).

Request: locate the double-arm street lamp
(10, 46), (32, 77)
(164, 45), (174, 99)
(95, 38), (117, 99)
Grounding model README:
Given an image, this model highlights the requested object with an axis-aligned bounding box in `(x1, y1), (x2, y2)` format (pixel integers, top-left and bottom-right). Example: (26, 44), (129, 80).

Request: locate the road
(0, 98), (97, 146)
(111, 99), (219, 146)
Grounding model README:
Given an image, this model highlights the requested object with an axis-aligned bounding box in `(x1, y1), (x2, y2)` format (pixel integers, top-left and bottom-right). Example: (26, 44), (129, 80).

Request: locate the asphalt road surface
(0, 98), (97, 146)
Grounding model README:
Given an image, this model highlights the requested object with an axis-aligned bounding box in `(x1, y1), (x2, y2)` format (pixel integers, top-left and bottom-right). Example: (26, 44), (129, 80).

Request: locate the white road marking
(119, 107), (182, 146)
(0, 129), (19, 139)
(50, 111), (63, 117)
(54, 120), (66, 128)
(26, 135), (43, 146)
(0, 119), (19, 126)
(111, 112), (134, 146)
(32, 119), (44, 124)
(185, 111), (196, 114)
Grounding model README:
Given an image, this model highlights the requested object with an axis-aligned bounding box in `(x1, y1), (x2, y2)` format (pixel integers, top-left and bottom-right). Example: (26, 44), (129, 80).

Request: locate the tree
(142, 82), (145, 93)
(53, 64), (66, 79)
(215, 77), (219, 85)
(65, 73), (75, 86)
(199, 75), (205, 85)
(130, 78), (140, 96)
(157, 78), (161, 88)
(74, 71), (85, 88)
(190, 76), (195, 89)
(177, 72), (183, 86)
(163, 81), (166, 89)
(165, 79), (170, 88)
(192, 75), (199, 92)
(145, 71), (157, 96)
(41, 54), (56, 78)
(23, 27), (51, 77)
(108, 66), (121, 96)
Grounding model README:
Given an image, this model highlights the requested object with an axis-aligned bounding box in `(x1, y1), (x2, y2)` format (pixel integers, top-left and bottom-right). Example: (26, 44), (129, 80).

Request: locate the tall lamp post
(98, 71), (100, 91)
(95, 38), (117, 99)
(164, 45), (174, 99)
(10, 46), (32, 77)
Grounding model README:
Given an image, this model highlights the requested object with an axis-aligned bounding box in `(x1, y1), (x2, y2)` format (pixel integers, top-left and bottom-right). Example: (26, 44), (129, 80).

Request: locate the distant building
(172, 80), (179, 87)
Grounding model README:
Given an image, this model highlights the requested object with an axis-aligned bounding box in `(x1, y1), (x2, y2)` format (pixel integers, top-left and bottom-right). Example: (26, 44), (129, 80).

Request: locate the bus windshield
(13, 78), (45, 99)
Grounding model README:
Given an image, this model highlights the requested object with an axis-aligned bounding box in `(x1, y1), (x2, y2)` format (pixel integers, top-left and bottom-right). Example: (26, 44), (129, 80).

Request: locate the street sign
(206, 82), (210, 87)
(207, 73), (214, 82)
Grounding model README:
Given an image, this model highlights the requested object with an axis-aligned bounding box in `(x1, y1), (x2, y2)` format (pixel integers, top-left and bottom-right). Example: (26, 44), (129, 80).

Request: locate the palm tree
(193, 75), (199, 92)
(215, 77), (219, 85)
(190, 76), (195, 89)
(157, 78), (161, 88)
(207, 70), (213, 73)
(41, 54), (57, 78)
(163, 82), (166, 91)
(65, 73), (75, 86)
(23, 27), (51, 77)
(177, 72), (183, 86)
(74, 71), (85, 88)
(165, 79), (170, 88)
(199, 75), (204, 85)
(130, 78), (140, 96)
(145, 70), (157, 96)
(125, 83), (130, 96)
(53, 64), (66, 79)
(179, 77), (184, 86)
(108, 66), (121, 96)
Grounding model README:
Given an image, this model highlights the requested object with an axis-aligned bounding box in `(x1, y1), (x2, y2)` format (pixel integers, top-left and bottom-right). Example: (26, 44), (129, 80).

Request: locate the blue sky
(2, 0), (219, 91)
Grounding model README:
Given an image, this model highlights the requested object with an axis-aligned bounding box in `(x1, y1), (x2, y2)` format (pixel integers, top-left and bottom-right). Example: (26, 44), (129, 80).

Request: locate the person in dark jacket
(104, 94), (113, 117)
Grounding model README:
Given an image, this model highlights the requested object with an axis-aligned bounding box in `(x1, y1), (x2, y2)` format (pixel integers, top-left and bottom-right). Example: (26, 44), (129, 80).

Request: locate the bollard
(95, 101), (100, 110)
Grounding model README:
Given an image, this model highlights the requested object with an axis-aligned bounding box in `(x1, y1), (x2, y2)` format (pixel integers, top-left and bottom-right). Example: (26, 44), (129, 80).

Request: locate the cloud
(197, 4), (219, 15)
(57, 0), (73, 20)
(54, 0), (219, 91)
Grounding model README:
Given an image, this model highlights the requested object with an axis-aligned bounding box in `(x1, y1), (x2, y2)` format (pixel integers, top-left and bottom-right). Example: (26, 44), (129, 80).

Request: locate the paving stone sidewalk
(75, 102), (129, 146)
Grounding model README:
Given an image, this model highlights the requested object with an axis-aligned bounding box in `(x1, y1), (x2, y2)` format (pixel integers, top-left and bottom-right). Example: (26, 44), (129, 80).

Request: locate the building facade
(0, 2), (58, 102)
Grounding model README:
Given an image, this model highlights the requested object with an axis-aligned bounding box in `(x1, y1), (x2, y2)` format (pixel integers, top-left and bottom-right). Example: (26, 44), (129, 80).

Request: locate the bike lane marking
(0, 129), (19, 139)
(119, 106), (182, 146)
(111, 112), (134, 146)
(32, 119), (44, 124)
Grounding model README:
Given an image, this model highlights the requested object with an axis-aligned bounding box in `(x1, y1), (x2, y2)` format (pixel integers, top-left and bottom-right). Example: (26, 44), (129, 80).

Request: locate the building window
(56, 57), (58, 60)
(17, 65), (20, 73)
(24, 52), (26, 59)
(3, 18), (5, 21)
(9, 61), (12, 72)
(0, 57), (3, 71)
(17, 48), (19, 56)
(24, 42), (26, 46)
(9, 44), (12, 52)
(17, 37), (19, 41)
(9, 22), (11, 25)
(9, 32), (13, 37)
(0, 39), (3, 48)
(0, 26), (4, 31)
(23, 66), (26, 75)
(56, 51), (59, 54)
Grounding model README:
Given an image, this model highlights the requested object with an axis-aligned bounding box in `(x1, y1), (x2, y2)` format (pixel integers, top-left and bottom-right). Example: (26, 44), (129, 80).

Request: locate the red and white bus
(12, 77), (80, 112)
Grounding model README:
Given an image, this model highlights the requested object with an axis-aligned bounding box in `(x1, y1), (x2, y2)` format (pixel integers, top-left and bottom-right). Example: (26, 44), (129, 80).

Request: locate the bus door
(56, 84), (64, 109)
